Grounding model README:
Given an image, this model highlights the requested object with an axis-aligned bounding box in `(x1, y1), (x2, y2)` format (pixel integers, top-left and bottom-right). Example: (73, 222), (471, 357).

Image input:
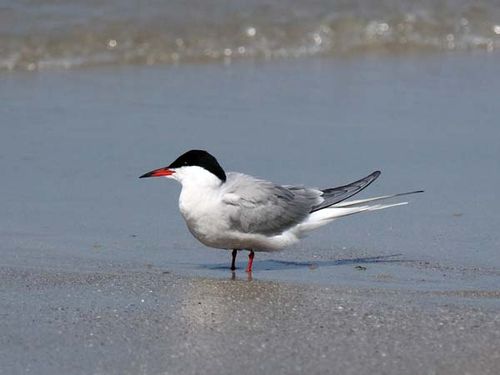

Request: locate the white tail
(295, 190), (422, 235)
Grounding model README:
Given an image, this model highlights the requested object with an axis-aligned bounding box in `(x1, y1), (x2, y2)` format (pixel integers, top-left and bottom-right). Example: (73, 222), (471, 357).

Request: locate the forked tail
(296, 190), (423, 234)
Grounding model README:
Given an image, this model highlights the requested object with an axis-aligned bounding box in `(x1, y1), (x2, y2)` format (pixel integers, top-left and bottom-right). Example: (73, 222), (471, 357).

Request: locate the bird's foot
(231, 249), (238, 271)
(245, 250), (255, 273)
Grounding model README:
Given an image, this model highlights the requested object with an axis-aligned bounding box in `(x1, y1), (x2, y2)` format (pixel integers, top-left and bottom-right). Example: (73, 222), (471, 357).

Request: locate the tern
(140, 150), (422, 272)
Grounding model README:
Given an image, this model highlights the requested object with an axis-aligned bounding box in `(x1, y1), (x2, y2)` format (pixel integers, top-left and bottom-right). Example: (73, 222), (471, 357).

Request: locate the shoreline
(1, 263), (499, 375)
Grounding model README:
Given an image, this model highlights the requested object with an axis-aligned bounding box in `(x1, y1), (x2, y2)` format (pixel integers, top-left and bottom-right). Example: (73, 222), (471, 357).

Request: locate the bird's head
(139, 149), (226, 186)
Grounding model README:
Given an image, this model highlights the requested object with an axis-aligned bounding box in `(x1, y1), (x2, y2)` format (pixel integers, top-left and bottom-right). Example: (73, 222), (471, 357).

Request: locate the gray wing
(223, 173), (321, 235)
(310, 171), (381, 212)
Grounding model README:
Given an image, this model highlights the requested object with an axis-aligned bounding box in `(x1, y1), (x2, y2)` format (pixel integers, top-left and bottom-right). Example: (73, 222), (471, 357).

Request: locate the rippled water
(1, 0), (500, 71)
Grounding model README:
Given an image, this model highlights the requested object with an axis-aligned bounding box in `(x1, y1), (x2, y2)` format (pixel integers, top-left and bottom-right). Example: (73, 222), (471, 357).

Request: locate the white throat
(174, 166), (224, 234)
(172, 165), (224, 190)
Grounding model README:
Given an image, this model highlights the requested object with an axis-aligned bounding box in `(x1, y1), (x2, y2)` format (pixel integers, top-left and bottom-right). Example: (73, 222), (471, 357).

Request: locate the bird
(140, 150), (422, 272)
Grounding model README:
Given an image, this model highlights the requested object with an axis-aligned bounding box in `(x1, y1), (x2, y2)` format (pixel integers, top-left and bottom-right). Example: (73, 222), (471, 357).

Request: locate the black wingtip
(403, 190), (424, 194)
(393, 190), (425, 198)
(311, 170), (384, 212)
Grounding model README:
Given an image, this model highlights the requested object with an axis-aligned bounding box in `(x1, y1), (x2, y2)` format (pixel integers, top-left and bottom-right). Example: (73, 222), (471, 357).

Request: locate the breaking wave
(1, 0), (500, 72)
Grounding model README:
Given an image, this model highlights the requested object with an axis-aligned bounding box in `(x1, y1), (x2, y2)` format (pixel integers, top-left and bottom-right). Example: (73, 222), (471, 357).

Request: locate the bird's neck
(177, 168), (223, 212)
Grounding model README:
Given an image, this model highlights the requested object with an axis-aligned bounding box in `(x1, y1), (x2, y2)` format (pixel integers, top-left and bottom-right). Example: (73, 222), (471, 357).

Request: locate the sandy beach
(1, 264), (499, 375)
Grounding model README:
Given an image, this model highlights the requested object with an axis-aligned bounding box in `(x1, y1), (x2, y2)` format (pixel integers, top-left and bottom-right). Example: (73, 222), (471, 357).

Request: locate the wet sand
(1, 264), (499, 375)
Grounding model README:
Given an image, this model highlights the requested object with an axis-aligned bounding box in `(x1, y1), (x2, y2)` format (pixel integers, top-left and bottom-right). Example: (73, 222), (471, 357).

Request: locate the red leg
(231, 249), (237, 271)
(246, 250), (255, 273)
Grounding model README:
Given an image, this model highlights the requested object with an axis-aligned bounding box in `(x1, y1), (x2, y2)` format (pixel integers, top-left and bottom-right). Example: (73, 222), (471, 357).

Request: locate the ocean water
(1, 0), (500, 71)
(1, 48), (500, 292)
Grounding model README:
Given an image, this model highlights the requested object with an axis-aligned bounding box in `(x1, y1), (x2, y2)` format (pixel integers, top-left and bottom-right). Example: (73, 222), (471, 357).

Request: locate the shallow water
(1, 53), (500, 294)
(2, 0), (500, 71)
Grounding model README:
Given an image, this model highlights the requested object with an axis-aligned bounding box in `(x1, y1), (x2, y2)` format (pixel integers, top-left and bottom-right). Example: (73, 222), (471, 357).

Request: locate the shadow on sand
(201, 254), (407, 272)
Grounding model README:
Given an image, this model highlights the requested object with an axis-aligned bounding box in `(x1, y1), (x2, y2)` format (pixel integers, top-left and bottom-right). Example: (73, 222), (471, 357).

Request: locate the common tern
(140, 150), (422, 272)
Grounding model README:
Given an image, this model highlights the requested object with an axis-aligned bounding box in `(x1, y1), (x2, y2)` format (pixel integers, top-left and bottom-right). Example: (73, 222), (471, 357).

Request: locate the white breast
(174, 166), (301, 251)
(176, 166), (231, 248)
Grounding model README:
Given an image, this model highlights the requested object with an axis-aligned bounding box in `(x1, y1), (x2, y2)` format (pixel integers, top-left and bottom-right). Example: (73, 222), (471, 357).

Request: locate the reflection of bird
(140, 150), (422, 272)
